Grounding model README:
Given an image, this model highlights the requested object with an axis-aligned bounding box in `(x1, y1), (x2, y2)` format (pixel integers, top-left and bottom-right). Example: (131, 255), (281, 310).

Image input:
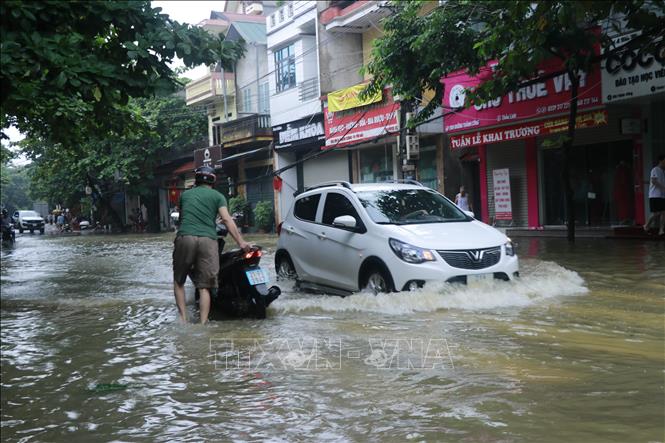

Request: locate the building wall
(316, 2), (363, 95)
(235, 43), (269, 115)
(303, 150), (350, 187)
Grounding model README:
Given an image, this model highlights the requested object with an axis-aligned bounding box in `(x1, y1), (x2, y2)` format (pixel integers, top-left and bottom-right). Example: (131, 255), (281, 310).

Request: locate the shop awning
(172, 161), (195, 176)
(216, 146), (271, 164)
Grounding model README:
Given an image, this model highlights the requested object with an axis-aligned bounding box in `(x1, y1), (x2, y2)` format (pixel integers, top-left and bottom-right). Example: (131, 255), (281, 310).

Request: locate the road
(1, 232), (663, 442)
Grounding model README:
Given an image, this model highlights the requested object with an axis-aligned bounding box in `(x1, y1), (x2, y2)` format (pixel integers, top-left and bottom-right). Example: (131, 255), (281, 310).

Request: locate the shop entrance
(461, 155), (482, 218)
(542, 141), (634, 226)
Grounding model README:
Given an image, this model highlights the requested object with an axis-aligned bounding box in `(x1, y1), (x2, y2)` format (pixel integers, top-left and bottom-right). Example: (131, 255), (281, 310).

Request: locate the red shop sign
(449, 110), (608, 149)
(323, 95), (399, 148)
(442, 54), (602, 134)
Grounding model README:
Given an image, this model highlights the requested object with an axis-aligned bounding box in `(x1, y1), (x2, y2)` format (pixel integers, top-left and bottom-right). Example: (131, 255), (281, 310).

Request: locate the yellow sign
(327, 83), (382, 113)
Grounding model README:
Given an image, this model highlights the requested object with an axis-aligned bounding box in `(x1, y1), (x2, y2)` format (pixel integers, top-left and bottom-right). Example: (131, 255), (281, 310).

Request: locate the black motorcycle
(195, 225), (280, 320)
(1, 222), (16, 246)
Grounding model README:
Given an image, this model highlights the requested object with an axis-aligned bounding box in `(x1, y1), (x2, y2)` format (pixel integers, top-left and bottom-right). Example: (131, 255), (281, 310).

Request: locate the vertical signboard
(492, 168), (513, 220)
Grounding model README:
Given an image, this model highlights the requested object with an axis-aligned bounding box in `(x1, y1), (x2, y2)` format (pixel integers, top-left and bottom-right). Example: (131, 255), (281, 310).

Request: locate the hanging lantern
(273, 176), (283, 192)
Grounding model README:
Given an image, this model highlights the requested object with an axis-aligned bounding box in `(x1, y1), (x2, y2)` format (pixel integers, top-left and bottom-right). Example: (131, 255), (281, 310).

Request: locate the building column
(478, 144), (489, 224)
(525, 138), (540, 228)
(633, 134), (645, 226)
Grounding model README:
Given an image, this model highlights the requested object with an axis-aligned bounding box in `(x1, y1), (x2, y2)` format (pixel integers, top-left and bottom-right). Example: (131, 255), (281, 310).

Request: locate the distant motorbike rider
(172, 165), (250, 324)
(1, 209), (15, 243)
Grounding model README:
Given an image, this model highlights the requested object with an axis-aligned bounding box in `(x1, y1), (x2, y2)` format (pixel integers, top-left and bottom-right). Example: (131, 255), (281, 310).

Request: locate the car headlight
(389, 238), (436, 264)
(505, 239), (515, 256)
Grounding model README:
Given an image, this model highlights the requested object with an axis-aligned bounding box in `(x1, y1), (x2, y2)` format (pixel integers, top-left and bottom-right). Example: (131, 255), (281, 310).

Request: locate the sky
(3, 1), (225, 151)
(152, 0), (226, 80)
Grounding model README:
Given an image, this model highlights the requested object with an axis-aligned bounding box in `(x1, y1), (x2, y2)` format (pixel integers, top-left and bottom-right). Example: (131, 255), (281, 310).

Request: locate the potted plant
(253, 201), (273, 233)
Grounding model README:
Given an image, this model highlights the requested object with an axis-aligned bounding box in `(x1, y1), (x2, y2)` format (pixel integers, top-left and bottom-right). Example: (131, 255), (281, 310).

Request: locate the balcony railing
(185, 72), (235, 106)
(218, 114), (272, 147)
(298, 77), (319, 102)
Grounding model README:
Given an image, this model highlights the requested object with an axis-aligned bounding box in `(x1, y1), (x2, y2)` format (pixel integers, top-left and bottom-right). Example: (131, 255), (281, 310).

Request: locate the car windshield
(357, 189), (470, 224)
(20, 211), (41, 217)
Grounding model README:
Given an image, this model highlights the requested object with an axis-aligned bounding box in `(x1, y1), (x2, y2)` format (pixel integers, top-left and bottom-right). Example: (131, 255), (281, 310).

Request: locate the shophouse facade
(440, 32), (664, 229)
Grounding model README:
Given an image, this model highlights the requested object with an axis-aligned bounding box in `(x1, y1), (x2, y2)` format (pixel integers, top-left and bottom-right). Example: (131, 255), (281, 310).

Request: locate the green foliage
(365, 0), (665, 123)
(24, 93), (208, 208)
(228, 196), (249, 215)
(0, 166), (33, 213)
(0, 0), (245, 144)
(253, 201), (273, 231)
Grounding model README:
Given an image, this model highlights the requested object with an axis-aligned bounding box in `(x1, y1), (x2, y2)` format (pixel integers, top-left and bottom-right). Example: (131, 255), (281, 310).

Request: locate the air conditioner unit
(245, 2), (263, 15)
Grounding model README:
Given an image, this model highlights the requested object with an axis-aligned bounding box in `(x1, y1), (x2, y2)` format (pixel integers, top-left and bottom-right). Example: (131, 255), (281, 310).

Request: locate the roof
(227, 21), (266, 44)
(209, 10), (266, 23)
(172, 161), (195, 176)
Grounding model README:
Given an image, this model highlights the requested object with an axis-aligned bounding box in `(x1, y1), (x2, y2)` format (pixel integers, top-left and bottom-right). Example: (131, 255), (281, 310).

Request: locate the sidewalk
(505, 225), (664, 240)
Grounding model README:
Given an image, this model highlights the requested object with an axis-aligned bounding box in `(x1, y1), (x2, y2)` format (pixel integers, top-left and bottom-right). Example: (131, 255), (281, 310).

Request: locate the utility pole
(397, 99), (418, 180)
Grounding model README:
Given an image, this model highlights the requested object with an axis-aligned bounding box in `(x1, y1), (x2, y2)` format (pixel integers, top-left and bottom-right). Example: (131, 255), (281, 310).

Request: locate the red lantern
(273, 176), (283, 192)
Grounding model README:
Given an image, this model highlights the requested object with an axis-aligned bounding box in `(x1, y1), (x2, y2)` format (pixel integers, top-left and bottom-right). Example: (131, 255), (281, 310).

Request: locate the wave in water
(272, 260), (588, 315)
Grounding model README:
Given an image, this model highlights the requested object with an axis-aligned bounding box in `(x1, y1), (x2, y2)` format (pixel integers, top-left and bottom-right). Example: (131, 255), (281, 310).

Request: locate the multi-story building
(185, 4), (278, 221)
(267, 1), (323, 220)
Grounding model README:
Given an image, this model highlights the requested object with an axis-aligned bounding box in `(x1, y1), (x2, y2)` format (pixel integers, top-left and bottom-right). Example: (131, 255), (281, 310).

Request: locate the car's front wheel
(362, 267), (394, 295)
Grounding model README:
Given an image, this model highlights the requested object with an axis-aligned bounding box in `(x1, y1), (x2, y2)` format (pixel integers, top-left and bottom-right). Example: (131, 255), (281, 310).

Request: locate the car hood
(391, 220), (507, 250)
(22, 217), (44, 222)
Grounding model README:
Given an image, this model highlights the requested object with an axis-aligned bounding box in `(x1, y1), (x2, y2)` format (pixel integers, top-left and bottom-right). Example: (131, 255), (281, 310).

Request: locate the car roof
(298, 182), (428, 197)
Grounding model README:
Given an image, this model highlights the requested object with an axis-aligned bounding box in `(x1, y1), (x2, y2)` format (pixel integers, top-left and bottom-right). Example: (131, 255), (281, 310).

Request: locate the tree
(1, 0), (244, 143)
(0, 165), (33, 214)
(365, 0), (665, 241)
(23, 93), (208, 230)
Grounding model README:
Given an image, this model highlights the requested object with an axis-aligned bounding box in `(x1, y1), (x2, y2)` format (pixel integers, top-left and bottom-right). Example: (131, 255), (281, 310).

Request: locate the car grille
(437, 246), (501, 270)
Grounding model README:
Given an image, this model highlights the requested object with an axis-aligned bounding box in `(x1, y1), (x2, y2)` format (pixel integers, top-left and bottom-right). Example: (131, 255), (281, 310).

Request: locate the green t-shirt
(177, 186), (227, 240)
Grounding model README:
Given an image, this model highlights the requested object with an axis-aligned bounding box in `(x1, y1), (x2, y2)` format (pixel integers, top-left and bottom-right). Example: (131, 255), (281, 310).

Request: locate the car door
(280, 193), (325, 283)
(315, 191), (368, 290)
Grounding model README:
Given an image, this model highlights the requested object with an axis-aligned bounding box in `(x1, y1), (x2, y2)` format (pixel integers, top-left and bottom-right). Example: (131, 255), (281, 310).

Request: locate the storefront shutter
(486, 141), (528, 226)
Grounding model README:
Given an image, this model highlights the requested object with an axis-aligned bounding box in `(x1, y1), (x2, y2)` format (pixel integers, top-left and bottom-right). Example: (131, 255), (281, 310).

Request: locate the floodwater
(1, 232), (663, 442)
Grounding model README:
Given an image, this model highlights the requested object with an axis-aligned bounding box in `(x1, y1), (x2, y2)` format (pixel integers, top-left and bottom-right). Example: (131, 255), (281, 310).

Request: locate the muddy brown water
(1, 233), (663, 442)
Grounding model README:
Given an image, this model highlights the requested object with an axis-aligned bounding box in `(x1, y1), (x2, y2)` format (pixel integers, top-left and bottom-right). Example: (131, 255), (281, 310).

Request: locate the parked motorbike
(2, 222), (16, 246)
(194, 224), (280, 320)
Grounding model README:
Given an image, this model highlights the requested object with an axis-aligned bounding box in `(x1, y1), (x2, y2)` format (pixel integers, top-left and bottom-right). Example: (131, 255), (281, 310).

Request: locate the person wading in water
(172, 166), (250, 324)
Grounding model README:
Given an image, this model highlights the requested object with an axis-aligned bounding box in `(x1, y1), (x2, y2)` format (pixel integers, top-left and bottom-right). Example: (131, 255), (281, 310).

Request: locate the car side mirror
(332, 215), (357, 229)
(463, 210), (475, 219)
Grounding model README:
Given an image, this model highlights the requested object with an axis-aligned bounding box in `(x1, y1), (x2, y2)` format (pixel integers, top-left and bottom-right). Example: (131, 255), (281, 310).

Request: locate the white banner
(601, 31), (665, 103)
(492, 168), (512, 220)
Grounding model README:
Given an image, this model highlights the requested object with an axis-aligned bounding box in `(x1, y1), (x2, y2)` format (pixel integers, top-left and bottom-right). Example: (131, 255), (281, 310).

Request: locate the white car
(13, 210), (45, 234)
(275, 181), (519, 294)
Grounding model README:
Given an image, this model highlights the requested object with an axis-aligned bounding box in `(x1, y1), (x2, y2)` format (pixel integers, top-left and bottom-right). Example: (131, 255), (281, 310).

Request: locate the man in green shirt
(173, 166), (250, 324)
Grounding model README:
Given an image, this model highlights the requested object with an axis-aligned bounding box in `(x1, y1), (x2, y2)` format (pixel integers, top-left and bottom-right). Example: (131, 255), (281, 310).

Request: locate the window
(287, 3), (294, 17)
(212, 125), (222, 145)
(356, 189), (469, 225)
(294, 194), (321, 222)
(270, 14), (275, 27)
(258, 82), (270, 113)
(278, 8), (284, 22)
(274, 44), (296, 93)
(322, 193), (361, 226)
(241, 86), (252, 113)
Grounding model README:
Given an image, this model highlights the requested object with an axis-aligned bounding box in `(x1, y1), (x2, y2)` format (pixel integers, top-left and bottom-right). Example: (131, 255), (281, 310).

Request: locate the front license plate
(467, 273), (493, 286)
(246, 268), (270, 286)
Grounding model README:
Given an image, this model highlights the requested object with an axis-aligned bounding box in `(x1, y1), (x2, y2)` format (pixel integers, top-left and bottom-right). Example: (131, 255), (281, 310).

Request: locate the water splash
(272, 260), (588, 315)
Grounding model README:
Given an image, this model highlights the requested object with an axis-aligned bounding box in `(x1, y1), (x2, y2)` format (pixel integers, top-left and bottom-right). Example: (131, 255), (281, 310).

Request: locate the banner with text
(327, 83), (383, 113)
(324, 97), (399, 148)
(449, 110), (608, 149)
(441, 54), (602, 134)
(601, 31), (665, 103)
(492, 168), (512, 221)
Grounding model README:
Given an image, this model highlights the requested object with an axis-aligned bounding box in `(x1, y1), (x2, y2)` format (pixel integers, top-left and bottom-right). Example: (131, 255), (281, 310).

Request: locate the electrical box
(406, 134), (420, 160)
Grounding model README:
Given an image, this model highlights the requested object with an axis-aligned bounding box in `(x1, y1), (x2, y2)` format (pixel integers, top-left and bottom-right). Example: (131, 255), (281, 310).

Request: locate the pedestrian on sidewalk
(455, 186), (473, 215)
(172, 166), (251, 325)
(644, 154), (665, 236)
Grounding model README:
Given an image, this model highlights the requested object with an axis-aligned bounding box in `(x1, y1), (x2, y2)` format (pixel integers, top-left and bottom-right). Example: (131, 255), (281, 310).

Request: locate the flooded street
(1, 233), (663, 442)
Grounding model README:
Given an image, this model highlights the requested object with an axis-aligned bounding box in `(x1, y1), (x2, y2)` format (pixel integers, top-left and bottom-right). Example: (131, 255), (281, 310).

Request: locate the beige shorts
(173, 235), (219, 288)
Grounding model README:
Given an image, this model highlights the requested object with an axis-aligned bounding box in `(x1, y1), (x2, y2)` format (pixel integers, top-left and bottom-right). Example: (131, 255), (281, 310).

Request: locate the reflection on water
(1, 233), (664, 442)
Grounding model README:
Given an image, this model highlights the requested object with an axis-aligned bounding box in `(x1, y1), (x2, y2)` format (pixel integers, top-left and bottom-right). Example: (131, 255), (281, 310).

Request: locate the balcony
(185, 71), (235, 107)
(298, 77), (319, 102)
(217, 114), (272, 147)
(320, 1), (391, 33)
